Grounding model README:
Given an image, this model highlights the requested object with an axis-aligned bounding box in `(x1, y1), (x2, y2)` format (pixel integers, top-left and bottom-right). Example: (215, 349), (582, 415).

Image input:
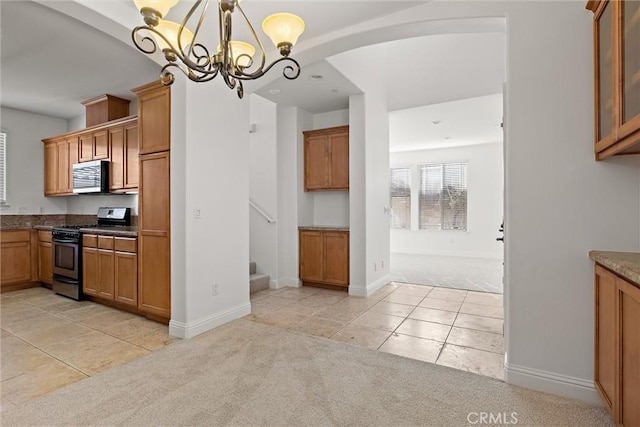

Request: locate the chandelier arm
(179, 0), (209, 60)
(161, 62), (220, 85)
(132, 26), (160, 54)
(235, 3), (267, 72)
(231, 57), (301, 81)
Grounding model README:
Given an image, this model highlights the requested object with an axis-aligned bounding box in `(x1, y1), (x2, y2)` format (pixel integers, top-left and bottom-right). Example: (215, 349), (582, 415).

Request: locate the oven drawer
(83, 234), (98, 248)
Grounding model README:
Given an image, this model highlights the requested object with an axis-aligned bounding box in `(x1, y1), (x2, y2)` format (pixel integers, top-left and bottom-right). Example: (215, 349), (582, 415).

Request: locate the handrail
(249, 199), (276, 223)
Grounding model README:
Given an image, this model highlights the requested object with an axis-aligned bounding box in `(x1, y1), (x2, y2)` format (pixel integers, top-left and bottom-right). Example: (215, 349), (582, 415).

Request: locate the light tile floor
(0, 287), (176, 411)
(390, 253), (504, 293)
(247, 282), (505, 380)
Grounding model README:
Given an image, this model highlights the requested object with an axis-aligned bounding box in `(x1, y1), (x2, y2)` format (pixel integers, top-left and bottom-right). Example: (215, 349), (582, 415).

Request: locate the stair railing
(249, 199), (276, 223)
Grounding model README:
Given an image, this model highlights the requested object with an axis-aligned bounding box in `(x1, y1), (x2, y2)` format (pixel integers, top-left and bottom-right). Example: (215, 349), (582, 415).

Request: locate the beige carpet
(1, 319), (612, 426)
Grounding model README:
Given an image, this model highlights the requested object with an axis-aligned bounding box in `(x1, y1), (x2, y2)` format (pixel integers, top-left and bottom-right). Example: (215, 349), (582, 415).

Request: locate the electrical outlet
(194, 208), (201, 219)
(211, 283), (218, 296)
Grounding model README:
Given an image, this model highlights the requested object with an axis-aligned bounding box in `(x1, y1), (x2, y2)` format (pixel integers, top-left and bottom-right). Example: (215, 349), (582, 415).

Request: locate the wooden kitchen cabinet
(79, 129), (109, 162)
(1, 230), (37, 292)
(37, 230), (53, 286)
(138, 151), (171, 317)
(83, 234), (137, 304)
(299, 228), (349, 289)
(43, 136), (78, 196)
(109, 120), (139, 192)
(303, 125), (349, 191)
(133, 81), (171, 155)
(587, 0), (640, 159)
(44, 141), (57, 196)
(594, 264), (640, 426)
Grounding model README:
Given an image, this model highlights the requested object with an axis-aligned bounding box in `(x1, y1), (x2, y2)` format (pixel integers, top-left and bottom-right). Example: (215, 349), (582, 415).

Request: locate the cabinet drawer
(83, 234), (98, 248)
(98, 236), (114, 250)
(0, 230), (30, 243)
(114, 237), (137, 253)
(38, 230), (52, 243)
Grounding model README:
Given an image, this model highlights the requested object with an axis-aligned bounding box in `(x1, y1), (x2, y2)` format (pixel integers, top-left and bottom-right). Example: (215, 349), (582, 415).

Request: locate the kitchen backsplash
(0, 214), (138, 230)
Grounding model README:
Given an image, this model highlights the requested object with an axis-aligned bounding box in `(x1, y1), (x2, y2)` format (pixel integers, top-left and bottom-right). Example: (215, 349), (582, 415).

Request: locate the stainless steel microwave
(72, 160), (109, 194)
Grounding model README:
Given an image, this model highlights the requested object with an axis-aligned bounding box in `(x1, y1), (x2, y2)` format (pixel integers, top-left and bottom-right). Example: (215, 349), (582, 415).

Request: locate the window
(0, 132), (5, 204)
(390, 167), (411, 229)
(419, 162), (467, 231)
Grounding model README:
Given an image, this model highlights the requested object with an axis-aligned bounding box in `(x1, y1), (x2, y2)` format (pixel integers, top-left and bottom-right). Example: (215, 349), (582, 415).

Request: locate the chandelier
(132, 0), (305, 98)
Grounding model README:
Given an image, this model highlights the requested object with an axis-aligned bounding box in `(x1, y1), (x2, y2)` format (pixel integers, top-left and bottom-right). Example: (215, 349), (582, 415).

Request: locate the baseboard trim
(391, 249), (503, 260)
(270, 278), (300, 289)
(169, 302), (251, 339)
(349, 274), (390, 297)
(505, 362), (602, 405)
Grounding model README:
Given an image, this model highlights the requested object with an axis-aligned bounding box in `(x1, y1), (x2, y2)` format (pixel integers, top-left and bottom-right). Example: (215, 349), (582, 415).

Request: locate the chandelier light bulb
(218, 41), (256, 68)
(134, 0), (179, 18)
(262, 13), (305, 56)
(152, 20), (194, 52)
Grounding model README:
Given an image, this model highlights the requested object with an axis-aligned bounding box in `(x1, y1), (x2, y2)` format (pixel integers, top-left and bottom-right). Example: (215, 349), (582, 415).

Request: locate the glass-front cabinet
(588, 0), (640, 160)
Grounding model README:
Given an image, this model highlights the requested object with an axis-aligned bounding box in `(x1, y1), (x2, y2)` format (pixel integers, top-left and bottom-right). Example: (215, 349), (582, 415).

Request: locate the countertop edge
(589, 251), (640, 286)
(298, 226), (350, 231)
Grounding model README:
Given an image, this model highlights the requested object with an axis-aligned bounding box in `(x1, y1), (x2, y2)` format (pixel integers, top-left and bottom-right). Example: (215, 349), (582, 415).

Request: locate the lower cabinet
(37, 230), (53, 286)
(594, 265), (640, 426)
(1, 230), (37, 291)
(299, 228), (349, 289)
(83, 234), (137, 305)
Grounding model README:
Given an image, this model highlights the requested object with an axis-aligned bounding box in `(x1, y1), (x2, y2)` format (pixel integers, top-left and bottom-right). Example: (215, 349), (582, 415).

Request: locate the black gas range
(52, 207), (131, 300)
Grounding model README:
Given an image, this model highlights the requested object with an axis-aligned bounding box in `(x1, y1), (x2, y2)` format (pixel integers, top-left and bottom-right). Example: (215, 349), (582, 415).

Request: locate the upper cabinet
(588, 0), (640, 160)
(133, 81), (171, 155)
(303, 125), (349, 191)
(43, 136), (78, 196)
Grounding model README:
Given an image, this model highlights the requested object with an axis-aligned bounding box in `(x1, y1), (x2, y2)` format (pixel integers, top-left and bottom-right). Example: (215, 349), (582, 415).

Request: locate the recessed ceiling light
(309, 74), (323, 81)
(331, 89), (339, 94)
(269, 89), (281, 95)
(444, 136), (451, 140)
(432, 120), (442, 125)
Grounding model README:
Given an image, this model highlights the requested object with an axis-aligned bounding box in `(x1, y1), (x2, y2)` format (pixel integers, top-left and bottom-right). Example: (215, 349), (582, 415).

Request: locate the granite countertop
(589, 251), (640, 285)
(299, 225), (350, 231)
(79, 226), (138, 237)
(33, 225), (54, 231)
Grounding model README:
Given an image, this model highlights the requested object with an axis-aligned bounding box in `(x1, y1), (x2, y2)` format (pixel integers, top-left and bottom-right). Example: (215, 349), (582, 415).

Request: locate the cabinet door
(595, 1), (615, 148)
(93, 130), (109, 160)
(617, 277), (640, 427)
(0, 237), (31, 286)
(618, 0), (640, 139)
(97, 249), (114, 299)
(136, 84), (171, 154)
(138, 152), (171, 317)
(323, 232), (349, 286)
(329, 132), (349, 190)
(79, 134), (94, 162)
(115, 251), (138, 306)
(304, 136), (328, 191)
(110, 126), (125, 190)
(44, 142), (57, 196)
(595, 265), (618, 415)
(56, 140), (69, 194)
(82, 247), (99, 296)
(299, 231), (324, 282)
(67, 137), (79, 193)
(124, 123), (139, 189)
(38, 241), (53, 285)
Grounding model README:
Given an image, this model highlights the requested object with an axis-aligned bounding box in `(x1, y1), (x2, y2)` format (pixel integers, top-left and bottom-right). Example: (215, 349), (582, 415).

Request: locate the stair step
(250, 273), (270, 293)
(249, 261), (256, 275)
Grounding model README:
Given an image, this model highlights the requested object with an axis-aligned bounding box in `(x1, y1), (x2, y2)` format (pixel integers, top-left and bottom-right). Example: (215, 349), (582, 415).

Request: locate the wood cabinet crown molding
(41, 115), (138, 144)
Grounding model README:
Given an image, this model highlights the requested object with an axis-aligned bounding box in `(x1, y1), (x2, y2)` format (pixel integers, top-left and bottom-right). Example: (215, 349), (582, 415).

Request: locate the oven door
(52, 239), (80, 280)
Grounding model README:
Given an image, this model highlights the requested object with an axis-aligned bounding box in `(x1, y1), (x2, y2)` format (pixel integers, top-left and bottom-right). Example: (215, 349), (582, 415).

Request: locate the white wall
(0, 107), (68, 215)
(169, 80), (251, 338)
(390, 142), (503, 259)
(249, 95), (278, 282)
(329, 45), (392, 295)
(313, 109), (349, 129)
(296, 109), (314, 227)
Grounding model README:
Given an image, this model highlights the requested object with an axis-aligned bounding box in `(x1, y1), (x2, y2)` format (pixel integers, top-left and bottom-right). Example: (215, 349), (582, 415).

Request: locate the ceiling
(1, 1), (506, 151)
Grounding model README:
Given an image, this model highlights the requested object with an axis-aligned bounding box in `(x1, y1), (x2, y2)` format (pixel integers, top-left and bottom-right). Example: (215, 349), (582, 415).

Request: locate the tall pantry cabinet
(132, 81), (171, 320)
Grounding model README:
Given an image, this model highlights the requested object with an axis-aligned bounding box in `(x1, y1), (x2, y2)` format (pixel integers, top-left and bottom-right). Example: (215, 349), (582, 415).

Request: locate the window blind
(419, 162), (467, 230)
(0, 132), (5, 204)
(390, 167), (411, 229)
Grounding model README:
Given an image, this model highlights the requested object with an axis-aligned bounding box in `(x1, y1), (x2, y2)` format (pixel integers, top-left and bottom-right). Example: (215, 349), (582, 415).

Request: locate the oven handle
(54, 276), (80, 285)
(53, 238), (78, 244)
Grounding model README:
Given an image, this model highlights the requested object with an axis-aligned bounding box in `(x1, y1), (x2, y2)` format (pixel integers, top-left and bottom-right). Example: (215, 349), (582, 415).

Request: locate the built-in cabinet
(299, 228), (349, 290)
(83, 234), (138, 306)
(0, 230), (37, 292)
(594, 264), (640, 426)
(42, 116), (139, 196)
(303, 125), (349, 191)
(37, 230), (53, 286)
(587, 0), (640, 159)
(133, 81), (171, 320)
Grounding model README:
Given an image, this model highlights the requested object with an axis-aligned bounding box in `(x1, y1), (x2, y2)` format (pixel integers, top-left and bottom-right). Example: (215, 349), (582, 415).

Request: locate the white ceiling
(1, 1), (506, 152)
